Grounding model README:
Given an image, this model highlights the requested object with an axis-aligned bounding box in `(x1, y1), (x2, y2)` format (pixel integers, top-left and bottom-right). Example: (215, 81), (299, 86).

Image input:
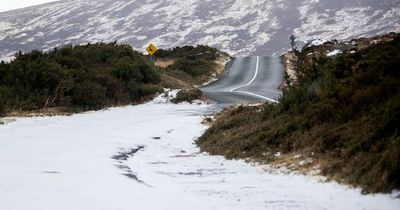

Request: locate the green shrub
(155, 45), (219, 60)
(0, 87), (6, 116)
(70, 81), (107, 110)
(113, 60), (144, 82)
(197, 35), (400, 193)
(0, 42), (164, 113)
(169, 58), (212, 77)
(138, 64), (161, 84)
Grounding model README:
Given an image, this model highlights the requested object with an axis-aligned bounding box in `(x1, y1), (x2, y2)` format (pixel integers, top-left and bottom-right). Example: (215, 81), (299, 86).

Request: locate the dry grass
(281, 51), (299, 88)
(155, 58), (176, 68)
(5, 107), (74, 118)
(160, 74), (190, 89)
(213, 56), (230, 75)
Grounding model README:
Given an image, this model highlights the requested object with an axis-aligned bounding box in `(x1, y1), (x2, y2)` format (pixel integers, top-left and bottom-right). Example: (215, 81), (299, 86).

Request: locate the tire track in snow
(112, 146), (152, 187)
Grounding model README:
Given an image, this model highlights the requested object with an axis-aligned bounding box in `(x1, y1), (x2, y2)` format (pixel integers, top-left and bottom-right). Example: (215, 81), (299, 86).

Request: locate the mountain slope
(0, 0), (399, 60)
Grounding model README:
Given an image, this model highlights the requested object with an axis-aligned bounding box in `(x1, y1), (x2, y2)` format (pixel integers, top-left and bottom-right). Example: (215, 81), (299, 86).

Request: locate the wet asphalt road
(201, 56), (284, 105)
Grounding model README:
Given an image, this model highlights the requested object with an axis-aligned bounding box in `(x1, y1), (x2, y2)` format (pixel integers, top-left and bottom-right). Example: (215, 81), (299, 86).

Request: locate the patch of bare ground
(213, 55), (230, 76)
(281, 51), (299, 88)
(5, 107), (73, 118)
(267, 152), (325, 177)
(0, 107), (74, 125)
(155, 58), (176, 69)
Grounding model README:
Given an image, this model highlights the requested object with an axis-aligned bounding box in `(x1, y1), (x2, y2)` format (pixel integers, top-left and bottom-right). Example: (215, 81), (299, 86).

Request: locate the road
(201, 56), (284, 104)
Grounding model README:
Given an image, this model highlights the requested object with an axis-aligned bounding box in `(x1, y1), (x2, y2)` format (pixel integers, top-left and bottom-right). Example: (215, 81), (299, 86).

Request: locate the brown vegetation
(171, 88), (203, 104)
(197, 33), (400, 193)
(155, 58), (176, 68)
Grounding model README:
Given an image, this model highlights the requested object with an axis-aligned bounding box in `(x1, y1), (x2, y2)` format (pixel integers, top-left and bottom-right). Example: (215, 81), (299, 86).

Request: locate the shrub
(0, 87), (6, 116)
(169, 58), (212, 77)
(70, 81), (107, 110)
(155, 45), (219, 60)
(0, 43), (164, 113)
(197, 35), (400, 193)
(171, 88), (203, 103)
(113, 60), (143, 82)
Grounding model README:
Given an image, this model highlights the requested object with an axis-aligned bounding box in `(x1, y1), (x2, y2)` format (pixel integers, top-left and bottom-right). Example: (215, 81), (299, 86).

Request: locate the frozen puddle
(0, 102), (399, 210)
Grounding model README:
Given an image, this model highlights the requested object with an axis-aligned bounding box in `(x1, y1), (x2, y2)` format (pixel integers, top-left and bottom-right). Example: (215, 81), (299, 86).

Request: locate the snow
(310, 39), (325, 46)
(0, 0), (60, 12)
(294, 5), (400, 43)
(151, 89), (180, 104)
(0, 21), (11, 31)
(0, 99), (399, 209)
(327, 49), (342, 57)
(0, 54), (15, 63)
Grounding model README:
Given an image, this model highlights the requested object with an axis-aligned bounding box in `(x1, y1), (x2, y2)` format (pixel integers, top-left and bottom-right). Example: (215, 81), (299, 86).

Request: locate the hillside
(197, 34), (400, 193)
(0, 43), (224, 117)
(0, 0), (399, 60)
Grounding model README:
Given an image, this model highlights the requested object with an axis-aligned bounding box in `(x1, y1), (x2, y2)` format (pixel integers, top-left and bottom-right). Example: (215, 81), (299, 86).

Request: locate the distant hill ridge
(0, 0), (399, 60)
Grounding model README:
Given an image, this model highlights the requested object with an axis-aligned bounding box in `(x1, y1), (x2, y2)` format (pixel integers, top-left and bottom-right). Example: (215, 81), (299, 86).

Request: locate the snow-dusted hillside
(0, 0), (399, 59)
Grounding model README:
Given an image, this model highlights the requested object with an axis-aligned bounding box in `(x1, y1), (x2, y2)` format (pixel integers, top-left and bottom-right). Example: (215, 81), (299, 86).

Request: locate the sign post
(146, 43), (158, 63)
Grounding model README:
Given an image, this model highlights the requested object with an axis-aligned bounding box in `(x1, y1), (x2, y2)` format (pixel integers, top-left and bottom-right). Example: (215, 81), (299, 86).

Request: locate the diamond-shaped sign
(146, 43), (158, 56)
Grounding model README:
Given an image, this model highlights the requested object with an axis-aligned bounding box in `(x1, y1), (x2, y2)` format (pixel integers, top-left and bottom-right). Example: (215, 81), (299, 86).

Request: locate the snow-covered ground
(327, 49), (343, 57)
(0, 100), (399, 210)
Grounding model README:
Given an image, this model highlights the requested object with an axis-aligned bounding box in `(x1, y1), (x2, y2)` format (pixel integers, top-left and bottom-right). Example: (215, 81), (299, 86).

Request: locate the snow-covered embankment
(0, 94), (399, 210)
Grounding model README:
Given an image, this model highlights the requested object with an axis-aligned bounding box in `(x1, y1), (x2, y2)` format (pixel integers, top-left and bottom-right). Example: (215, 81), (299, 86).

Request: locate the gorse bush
(155, 45), (223, 85)
(197, 35), (400, 193)
(0, 43), (162, 114)
(171, 88), (203, 104)
(155, 45), (219, 60)
(170, 58), (213, 77)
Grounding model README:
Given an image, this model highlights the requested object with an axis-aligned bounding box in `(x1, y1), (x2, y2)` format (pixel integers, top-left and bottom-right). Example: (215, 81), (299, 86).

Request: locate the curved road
(201, 56), (284, 104)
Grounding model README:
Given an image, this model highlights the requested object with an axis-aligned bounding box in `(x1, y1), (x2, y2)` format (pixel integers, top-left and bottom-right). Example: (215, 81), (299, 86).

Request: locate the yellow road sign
(146, 43), (158, 56)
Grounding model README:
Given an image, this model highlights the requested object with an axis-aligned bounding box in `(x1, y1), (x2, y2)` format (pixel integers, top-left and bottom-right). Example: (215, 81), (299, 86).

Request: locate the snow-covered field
(0, 100), (399, 210)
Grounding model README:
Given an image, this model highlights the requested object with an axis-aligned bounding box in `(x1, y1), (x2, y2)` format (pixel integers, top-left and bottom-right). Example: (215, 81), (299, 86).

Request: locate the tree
(290, 35), (297, 50)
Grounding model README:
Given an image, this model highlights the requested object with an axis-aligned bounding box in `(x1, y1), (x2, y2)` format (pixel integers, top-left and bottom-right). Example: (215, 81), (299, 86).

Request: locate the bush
(70, 81), (107, 110)
(138, 64), (161, 84)
(113, 60), (144, 82)
(0, 43), (163, 113)
(171, 88), (203, 104)
(0, 87), (6, 116)
(197, 35), (400, 193)
(126, 81), (162, 100)
(155, 45), (219, 61)
(169, 58), (213, 77)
